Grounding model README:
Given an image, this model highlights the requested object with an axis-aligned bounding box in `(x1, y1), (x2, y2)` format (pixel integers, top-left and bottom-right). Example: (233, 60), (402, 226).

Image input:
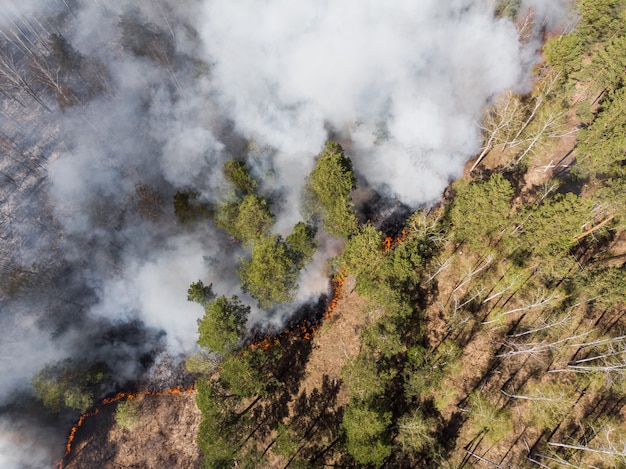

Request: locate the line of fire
(57, 269), (352, 468)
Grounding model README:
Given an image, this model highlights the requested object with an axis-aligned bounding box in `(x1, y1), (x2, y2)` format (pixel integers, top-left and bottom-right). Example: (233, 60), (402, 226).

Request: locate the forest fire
(248, 272), (346, 351)
(59, 275), (346, 467)
(383, 229), (407, 251)
(57, 384), (197, 468)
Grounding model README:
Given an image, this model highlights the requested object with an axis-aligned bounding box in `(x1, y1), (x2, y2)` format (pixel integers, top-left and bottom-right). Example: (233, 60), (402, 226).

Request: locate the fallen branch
(574, 216), (614, 242)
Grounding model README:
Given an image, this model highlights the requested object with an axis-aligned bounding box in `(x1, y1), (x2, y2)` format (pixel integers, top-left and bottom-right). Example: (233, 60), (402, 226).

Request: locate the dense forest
(1, 0), (625, 468)
(186, 1), (626, 468)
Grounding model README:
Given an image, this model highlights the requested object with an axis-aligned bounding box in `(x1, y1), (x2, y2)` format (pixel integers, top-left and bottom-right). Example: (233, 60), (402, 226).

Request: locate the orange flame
(58, 383), (197, 468)
(383, 229), (407, 252)
(60, 274), (348, 468)
(247, 271), (345, 351)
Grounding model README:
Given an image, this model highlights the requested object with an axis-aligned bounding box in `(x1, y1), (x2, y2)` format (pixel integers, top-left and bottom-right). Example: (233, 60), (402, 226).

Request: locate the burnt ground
(63, 392), (201, 469)
(59, 277), (371, 469)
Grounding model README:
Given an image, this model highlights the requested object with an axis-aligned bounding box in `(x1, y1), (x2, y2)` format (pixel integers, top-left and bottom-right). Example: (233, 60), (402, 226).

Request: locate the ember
(383, 229), (407, 251)
(59, 274), (346, 467)
(57, 384), (197, 468)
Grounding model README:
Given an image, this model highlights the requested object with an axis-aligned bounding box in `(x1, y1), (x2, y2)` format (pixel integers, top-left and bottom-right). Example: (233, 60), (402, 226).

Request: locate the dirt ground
(298, 275), (376, 403)
(63, 392), (202, 469)
(60, 277), (372, 469)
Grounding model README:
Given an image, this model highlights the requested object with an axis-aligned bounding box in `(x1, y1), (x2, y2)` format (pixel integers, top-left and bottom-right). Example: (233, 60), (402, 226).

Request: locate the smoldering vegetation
(0, 0), (571, 466)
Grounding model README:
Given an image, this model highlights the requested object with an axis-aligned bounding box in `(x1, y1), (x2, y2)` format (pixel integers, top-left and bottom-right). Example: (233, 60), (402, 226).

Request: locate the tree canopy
(304, 141), (359, 238)
(223, 158), (257, 196)
(239, 234), (301, 308)
(448, 173), (514, 250)
(215, 194), (275, 245)
(187, 280), (214, 306)
(197, 295), (250, 355)
(32, 359), (109, 413)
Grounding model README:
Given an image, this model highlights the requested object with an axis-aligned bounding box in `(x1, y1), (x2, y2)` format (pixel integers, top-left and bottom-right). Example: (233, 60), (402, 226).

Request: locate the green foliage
(115, 399), (142, 430)
(576, 0), (626, 45)
(520, 192), (591, 258)
(464, 392), (513, 444)
(342, 352), (394, 401)
(239, 234), (300, 308)
(580, 35), (626, 93)
(593, 179), (626, 222)
(285, 222), (317, 268)
(342, 400), (392, 467)
(173, 191), (210, 224)
(196, 380), (239, 468)
(197, 295), (250, 354)
(195, 345), (281, 466)
(235, 195), (274, 243)
(215, 194), (274, 244)
(523, 380), (577, 430)
(223, 158), (257, 196)
(543, 34), (583, 80)
(304, 141), (358, 238)
(187, 280), (214, 306)
(363, 317), (408, 359)
(576, 265), (626, 311)
(32, 359), (109, 413)
(404, 344), (456, 399)
(575, 86), (626, 180)
(396, 409), (439, 455)
(219, 350), (276, 398)
(334, 222), (434, 325)
(387, 237), (432, 286)
(448, 174), (514, 250)
(274, 423), (299, 458)
(333, 224), (385, 294)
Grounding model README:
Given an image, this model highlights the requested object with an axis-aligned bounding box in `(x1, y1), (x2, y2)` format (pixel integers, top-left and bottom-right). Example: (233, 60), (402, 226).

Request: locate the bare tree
(550, 335), (626, 375)
(497, 331), (592, 359)
(471, 91), (523, 172)
(0, 46), (51, 111)
(482, 289), (562, 326)
(545, 421), (626, 467)
(426, 255), (453, 284)
(513, 110), (574, 166)
(452, 254), (494, 294)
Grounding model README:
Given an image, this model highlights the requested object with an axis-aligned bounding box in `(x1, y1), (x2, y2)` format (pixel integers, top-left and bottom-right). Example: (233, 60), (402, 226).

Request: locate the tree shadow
(440, 410), (466, 453)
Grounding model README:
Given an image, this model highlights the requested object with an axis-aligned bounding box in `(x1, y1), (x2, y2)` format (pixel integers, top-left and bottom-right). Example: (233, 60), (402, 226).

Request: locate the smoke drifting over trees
(0, 0), (569, 467)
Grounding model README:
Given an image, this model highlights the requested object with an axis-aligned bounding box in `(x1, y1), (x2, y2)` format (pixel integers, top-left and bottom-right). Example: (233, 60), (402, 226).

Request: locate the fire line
(58, 274), (345, 468)
(57, 384), (197, 469)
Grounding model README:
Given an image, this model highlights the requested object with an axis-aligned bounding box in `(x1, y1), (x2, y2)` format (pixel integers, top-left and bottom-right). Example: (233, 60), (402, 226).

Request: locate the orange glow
(60, 274), (348, 467)
(59, 383), (197, 467)
(247, 271), (345, 350)
(382, 229), (407, 251)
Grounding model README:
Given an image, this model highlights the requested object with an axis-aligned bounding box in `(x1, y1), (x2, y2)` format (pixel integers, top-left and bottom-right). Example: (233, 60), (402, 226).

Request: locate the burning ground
(0, 0), (572, 467)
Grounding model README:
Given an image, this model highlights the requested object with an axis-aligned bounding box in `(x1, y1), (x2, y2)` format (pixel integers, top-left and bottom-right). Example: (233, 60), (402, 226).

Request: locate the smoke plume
(0, 0), (568, 466)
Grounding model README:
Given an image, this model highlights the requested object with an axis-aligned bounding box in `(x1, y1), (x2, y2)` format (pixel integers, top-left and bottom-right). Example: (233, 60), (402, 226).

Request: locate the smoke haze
(0, 0), (569, 466)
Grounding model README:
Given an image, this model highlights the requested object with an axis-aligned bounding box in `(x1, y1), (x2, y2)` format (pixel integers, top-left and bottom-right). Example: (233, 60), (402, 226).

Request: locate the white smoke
(521, 0), (576, 29)
(198, 0), (525, 206)
(0, 0), (570, 466)
(90, 232), (242, 353)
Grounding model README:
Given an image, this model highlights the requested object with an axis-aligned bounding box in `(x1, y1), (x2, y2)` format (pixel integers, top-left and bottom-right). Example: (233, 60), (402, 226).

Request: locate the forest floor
(63, 391), (202, 469)
(60, 276), (371, 468)
(60, 76), (626, 468)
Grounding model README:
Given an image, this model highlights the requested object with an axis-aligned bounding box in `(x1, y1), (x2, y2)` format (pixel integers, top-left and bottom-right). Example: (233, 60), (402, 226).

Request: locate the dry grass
(298, 276), (377, 402)
(65, 392), (202, 469)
